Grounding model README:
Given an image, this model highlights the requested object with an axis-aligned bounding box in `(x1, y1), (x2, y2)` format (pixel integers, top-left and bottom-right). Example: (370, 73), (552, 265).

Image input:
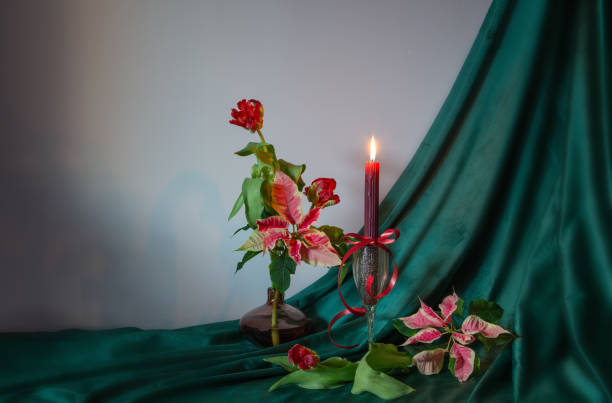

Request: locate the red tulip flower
(304, 178), (340, 208)
(288, 344), (319, 370)
(229, 99), (264, 133)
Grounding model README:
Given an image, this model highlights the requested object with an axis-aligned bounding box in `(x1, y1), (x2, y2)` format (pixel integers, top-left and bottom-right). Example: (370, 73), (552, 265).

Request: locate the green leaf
(365, 343), (412, 372)
(468, 299), (504, 323)
(260, 165), (274, 182)
(319, 357), (353, 368)
(235, 250), (261, 273)
(269, 252), (296, 293)
(455, 297), (465, 317)
(317, 225), (345, 245)
(338, 260), (350, 286)
(228, 192), (244, 221)
(269, 362), (357, 391)
(251, 164), (260, 178)
(473, 353), (481, 377)
(256, 143), (277, 167)
(351, 344), (415, 400)
(235, 142), (260, 156)
(237, 230), (264, 251)
(334, 242), (348, 258)
(392, 319), (419, 338)
(253, 161), (274, 182)
(264, 356), (298, 372)
(318, 225), (348, 278)
(448, 356), (456, 377)
(236, 142), (278, 169)
(278, 159), (306, 191)
(242, 177), (265, 228)
(477, 332), (515, 350)
(232, 224), (250, 236)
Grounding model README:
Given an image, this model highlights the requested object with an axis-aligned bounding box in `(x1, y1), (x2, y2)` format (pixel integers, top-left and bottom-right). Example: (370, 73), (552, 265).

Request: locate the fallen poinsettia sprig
(393, 292), (516, 382)
(263, 293), (515, 400)
(264, 343), (414, 400)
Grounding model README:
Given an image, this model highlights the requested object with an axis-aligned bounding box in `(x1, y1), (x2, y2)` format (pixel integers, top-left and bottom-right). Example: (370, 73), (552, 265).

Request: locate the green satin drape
(2, 0), (611, 401)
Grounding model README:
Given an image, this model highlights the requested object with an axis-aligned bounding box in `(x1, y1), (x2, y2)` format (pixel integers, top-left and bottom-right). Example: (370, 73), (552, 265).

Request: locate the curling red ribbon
(328, 229), (400, 348)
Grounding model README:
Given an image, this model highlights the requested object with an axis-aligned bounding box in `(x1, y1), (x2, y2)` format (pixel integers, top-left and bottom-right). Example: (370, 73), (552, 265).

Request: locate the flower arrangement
(228, 99), (347, 345)
(263, 292), (515, 400)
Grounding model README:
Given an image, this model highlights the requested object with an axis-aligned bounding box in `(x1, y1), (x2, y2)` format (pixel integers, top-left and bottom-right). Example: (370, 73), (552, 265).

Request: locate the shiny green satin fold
(2, 0), (611, 401)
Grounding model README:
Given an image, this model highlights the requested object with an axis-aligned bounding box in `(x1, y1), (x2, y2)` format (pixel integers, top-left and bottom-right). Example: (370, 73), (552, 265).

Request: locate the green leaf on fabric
(455, 297), (465, 317)
(235, 142), (260, 156)
(278, 159), (306, 191)
(269, 252), (296, 293)
(228, 192), (244, 221)
(351, 343), (415, 400)
(477, 332), (515, 350)
(365, 343), (412, 372)
(392, 319), (419, 338)
(448, 356), (456, 377)
(232, 225), (251, 236)
(235, 251), (261, 273)
(264, 356), (297, 372)
(242, 177), (265, 228)
(319, 357), (353, 368)
(468, 299), (503, 323)
(237, 230), (264, 251)
(268, 361), (357, 391)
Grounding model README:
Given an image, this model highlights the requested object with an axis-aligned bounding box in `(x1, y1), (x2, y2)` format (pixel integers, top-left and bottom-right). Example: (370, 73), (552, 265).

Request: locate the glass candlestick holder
(352, 246), (389, 343)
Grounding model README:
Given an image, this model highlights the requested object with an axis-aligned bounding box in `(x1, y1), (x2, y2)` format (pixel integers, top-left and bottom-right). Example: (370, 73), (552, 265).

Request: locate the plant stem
(445, 336), (453, 352)
(257, 129), (266, 143)
(271, 288), (280, 346)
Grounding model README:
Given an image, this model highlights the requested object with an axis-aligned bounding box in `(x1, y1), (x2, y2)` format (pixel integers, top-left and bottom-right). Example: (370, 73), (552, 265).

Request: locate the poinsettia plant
(228, 99), (347, 344)
(393, 292), (516, 382)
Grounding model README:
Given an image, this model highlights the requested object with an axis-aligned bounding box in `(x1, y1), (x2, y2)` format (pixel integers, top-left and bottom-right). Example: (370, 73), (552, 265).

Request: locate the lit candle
(363, 136), (379, 306)
(364, 136), (379, 239)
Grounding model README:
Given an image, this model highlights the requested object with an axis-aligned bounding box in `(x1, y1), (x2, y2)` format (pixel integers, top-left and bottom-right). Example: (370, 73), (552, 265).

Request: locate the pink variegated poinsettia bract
(239, 171), (341, 267)
(256, 171), (341, 267)
(398, 292), (512, 382)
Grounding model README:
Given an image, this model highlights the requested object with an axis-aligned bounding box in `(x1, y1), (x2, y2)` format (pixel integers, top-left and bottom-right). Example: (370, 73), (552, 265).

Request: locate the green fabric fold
(2, 0), (611, 401)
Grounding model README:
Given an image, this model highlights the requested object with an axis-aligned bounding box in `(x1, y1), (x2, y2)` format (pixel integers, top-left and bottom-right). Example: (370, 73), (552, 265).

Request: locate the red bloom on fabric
(288, 344), (319, 370)
(303, 178), (340, 208)
(229, 99), (263, 132)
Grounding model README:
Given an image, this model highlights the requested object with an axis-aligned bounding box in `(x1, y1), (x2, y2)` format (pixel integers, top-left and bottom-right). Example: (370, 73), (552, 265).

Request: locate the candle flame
(369, 136), (377, 161)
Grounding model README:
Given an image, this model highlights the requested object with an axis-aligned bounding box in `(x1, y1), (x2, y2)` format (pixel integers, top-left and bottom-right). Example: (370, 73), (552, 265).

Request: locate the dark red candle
(364, 137), (379, 238)
(362, 136), (380, 306)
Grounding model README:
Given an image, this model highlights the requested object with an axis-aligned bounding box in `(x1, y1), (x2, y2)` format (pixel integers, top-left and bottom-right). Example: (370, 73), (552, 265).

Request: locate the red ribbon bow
(328, 229), (400, 348)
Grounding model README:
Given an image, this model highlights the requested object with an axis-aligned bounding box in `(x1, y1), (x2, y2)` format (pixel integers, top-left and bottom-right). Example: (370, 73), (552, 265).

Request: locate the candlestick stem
(366, 305), (377, 343)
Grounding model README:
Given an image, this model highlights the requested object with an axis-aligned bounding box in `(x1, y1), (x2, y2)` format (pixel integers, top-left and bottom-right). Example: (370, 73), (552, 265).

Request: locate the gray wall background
(0, 0), (491, 331)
